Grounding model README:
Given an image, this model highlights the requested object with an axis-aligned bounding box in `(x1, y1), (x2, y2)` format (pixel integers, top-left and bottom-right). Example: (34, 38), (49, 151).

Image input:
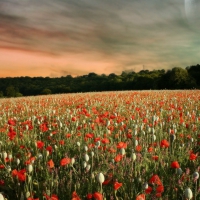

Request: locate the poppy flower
(160, 139), (169, 148)
(136, 194), (145, 200)
(114, 154), (123, 162)
(102, 179), (111, 185)
(8, 119), (16, 126)
(149, 175), (162, 186)
(71, 191), (81, 200)
(117, 142), (127, 149)
(145, 186), (152, 194)
(152, 156), (159, 161)
(47, 159), (54, 168)
(189, 153), (197, 161)
(148, 147), (153, 153)
(44, 194), (59, 200)
(0, 180), (4, 185)
(156, 185), (164, 193)
(93, 192), (103, 200)
(46, 146), (53, 154)
(135, 145), (142, 152)
(37, 141), (44, 149)
(171, 161), (180, 169)
(60, 158), (71, 166)
(101, 138), (109, 144)
(113, 181), (122, 190)
(86, 193), (93, 199)
(12, 169), (26, 182)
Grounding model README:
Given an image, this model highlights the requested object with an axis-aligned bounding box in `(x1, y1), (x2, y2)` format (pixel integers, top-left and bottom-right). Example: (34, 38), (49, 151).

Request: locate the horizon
(1, 0), (200, 78)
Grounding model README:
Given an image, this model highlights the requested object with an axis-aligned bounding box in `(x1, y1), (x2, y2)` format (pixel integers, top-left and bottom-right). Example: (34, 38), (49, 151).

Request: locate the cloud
(0, 0), (200, 76)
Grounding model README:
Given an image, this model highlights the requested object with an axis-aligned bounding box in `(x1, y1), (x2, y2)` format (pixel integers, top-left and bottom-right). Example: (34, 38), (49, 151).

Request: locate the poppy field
(0, 90), (199, 200)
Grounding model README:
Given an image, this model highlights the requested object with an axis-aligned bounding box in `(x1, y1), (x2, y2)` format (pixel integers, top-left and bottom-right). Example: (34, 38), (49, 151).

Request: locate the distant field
(0, 91), (199, 200)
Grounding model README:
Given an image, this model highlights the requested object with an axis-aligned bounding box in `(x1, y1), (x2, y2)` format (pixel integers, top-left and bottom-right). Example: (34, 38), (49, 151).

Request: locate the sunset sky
(0, 0), (200, 77)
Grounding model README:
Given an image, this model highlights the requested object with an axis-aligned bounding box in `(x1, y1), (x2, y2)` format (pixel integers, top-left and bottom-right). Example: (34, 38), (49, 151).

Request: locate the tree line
(0, 64), (199, 97)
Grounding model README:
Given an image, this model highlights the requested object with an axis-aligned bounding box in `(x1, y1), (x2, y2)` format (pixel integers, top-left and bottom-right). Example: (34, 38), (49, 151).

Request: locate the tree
(6, 86), (16, 97)
(0, 91), (3, 98)
(41, 88), (52, 95)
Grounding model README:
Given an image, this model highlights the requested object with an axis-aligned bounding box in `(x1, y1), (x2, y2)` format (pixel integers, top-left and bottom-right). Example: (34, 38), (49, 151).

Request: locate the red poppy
(59, 140), (65, 145)
(156, 185), (164, 193)
(135, 145), (142, 152)
(149, 175), (162, 186)
(37, 141), (44, 149)
(171, 161), (180, 169)
(189, 153), (197, 161)
(102, 179), (111, 185)
(117, 142), (127, 149)
(101, 138), (109, 144)
(0, 180), (5, 185)
(60, 158), (71, 166)
(8, 119), (16, 126)
(136, 194), (145, 200)
(113, 181), (122, 190)
(160, 139), (169, 148)
(46, 146), (53, 154)
(71, 191), (81, 200)
(93, 192), (103, 200)
(152, 156), (159, 161)
(39, 123), (48, 132)
(114, 154), (123, 162)
(85, 133), (94, 139)
(48, 159), (54, 168)
(12, 169), (26, 182)
(148, 147), (153, 153)
(44, 194), (59, 200)
(145, 186), (152, 194)
(7, 130), (17, 140)
(86, 193), (93, 199)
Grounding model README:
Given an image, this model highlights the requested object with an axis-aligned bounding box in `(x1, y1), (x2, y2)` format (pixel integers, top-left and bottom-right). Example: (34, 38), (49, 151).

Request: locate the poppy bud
(83, 161), (87, 168)
(193, 172), (199, 179)
(7, 165), (11, 172)
(170, 134), (176, 143)
(77, 142), (80, 147)
(177, 168), (183, 176)
(152, 134), (156, 141)
(96, 141), (101, 147)
(86, 164), (91, 171)
(84, 154), (89, 162)
(0, 193), (4, 200)
(143, 182), (148, 189)
(71, 158), (75, 165)
(134, 130), (137, 135)
(97, 172), (105, 184)
(131, 153), (136, 161)
(27, 164), (33, 173)
(8, 153), (12, 160)
(120, 148), (126, 156)
(46, 150), (49, 157)
(184, 187), (193, 200)
(25, 191), (30, 198)
(2, 152), (7, 160)
(84, 145), (88, 152)
(91, 151), (94, 157)
(16, 158), (20, 165)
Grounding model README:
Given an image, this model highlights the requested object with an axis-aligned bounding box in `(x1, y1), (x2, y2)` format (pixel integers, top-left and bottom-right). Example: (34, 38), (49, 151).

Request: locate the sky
(0, 0), (200, 77)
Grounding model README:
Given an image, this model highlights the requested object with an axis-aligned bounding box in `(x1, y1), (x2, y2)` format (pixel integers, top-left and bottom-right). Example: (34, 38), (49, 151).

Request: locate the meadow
(0, 91), (199, 200)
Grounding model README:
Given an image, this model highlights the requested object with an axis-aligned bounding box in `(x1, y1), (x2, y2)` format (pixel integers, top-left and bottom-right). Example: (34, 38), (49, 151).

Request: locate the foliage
(0, 65), (200, 97)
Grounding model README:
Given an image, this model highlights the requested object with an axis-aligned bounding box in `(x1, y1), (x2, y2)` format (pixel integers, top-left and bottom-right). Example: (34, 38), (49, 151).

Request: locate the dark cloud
(0, 0), (200, 74)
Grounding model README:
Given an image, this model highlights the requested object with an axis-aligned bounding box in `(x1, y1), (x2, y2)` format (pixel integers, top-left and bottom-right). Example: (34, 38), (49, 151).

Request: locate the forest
(0, 64), (200, 97)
